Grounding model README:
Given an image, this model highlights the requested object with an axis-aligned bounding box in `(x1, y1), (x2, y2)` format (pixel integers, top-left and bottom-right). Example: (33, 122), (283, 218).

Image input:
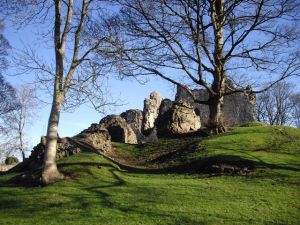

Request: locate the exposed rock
(62, 83), (255, 146)
(121, 109), (144, 143)
(202, 155), (255, 175)
(77, 123), (112, 153)
(142, 91), (163, 135)
(79, 123), (104, 134)
(11, 136), (82, 173)
(10, 125), (112, 174)
(175, 86), (196, 105)
(156, 114), (171, 137)
(156, 102), (201, 137)
(155, 99), (173, 137)
(56, 139), (82, 159)
(175, 85), (256, 126)
(143, 128), (158, 143)
(159, 99), (173, 115)
(205, 164), (253, 174)
(168, 102), (201, 135)
(0, 164), (17, 172)
(121, 109), (143, 129)
(100, 115), (138, 144)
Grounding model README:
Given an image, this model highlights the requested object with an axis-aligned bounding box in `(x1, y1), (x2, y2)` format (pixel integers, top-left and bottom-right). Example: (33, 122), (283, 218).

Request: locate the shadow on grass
(58, 153), (300, 176)
(57, 162), (208, 224)
(1, 168), (205, 224)
(74, 174), (206, 224)
(74, 133), (300, 177)
(0, 152), (298, 224)
(65, 131), (300, 176)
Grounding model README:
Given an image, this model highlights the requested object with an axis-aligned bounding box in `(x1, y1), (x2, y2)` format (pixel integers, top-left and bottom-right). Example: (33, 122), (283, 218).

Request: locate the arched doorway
(107, 126), (125, 142)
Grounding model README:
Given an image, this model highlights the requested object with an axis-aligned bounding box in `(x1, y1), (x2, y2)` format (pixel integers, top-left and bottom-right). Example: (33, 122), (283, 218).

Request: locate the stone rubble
(97, 84), (256, 143)
(76, 123), (112, 153)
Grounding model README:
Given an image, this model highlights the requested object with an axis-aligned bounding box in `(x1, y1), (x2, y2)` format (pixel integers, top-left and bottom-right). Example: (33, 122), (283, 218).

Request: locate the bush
(5, 156), (19, 165)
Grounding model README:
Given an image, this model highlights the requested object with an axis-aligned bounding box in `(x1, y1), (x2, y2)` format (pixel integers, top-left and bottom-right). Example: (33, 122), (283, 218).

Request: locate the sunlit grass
(0, 124), (299, 225)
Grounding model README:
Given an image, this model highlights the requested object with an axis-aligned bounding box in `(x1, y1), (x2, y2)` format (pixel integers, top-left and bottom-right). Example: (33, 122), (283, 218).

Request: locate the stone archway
(99, 115), (138, 144)
(107, 126), (125, 142)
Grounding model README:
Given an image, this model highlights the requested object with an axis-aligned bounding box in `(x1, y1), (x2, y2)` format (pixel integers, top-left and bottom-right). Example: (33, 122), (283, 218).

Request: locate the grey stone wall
(175, 86), (256, 126)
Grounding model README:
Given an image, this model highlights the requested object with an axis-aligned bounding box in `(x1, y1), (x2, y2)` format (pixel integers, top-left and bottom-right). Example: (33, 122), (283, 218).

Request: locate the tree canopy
(0, 21), (19, 129)
(104, 0), (300, 133)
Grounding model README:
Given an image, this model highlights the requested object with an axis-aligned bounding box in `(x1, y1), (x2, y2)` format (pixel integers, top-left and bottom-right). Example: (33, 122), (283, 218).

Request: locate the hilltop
(0, 123), (299, 225)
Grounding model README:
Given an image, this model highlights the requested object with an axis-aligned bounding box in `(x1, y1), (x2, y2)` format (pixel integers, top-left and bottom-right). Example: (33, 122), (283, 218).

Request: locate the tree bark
(18, 130), (25, 161)
(41, 93), (64, 184)
(208, 0), (226, 134)
(208, 95), (226, 134)
(40, 0), (66, 185)
(21, 151), (26, 162)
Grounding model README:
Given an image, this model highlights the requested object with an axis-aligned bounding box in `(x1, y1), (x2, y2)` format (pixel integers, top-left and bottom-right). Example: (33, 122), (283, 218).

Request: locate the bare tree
(0, 21), (10, 71)
(0, 137), (16, 163)
(0, 20), (22, 162)
(3, 0), (117, 184)
(0, 21), (18, 122)
(4, 86), (38, 161)
(256, 82), (295, 125)
(104, 0), (300, 133)
(0, 75), (19, 127)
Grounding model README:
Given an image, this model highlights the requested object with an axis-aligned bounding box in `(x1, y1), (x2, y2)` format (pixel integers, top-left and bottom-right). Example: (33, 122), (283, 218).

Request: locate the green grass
(239, 121), (268, 127)
(0, 125), (299, 225)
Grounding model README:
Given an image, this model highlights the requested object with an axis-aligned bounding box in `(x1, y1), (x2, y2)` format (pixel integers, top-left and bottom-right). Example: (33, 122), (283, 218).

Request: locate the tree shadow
(66, 169), (206, 224)
(56, 162), (208, 224)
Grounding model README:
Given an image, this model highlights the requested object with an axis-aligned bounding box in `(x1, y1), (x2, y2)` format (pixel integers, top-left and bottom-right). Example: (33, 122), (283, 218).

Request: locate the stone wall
(93, 85), (256, 144)
(77, 123), (112, 153)
(175, 86), (256, 126)
(99, 115), (139, 144)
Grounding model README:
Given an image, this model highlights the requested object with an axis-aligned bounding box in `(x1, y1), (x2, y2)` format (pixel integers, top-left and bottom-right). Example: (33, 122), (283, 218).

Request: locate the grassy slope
(0, 125), (299, 225)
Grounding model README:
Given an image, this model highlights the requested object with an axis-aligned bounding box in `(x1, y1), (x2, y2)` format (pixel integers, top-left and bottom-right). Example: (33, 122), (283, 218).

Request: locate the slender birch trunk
(41, 92), (65, 183)
(18, 131), (25, 161)
(41, 0), (88, 184)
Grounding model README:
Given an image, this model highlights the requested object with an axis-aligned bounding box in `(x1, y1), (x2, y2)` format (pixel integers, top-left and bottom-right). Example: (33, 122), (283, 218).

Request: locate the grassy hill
(0, 124), (299, 225)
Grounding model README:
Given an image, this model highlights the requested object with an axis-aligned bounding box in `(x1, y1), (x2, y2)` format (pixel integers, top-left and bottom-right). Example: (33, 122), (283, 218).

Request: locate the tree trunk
(19, 131), (26, 161)
(41, 0), (65, 185)
(208, 96), (226, 134)
(21, 151), (25, 162)
(208, 0), (226, 134)
(41, 94), (64, 184)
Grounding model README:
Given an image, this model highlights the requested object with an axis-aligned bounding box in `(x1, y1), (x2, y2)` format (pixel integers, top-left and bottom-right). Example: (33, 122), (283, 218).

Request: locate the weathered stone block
(121, 109), (144, 143)
(142, 91), (163, 135)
